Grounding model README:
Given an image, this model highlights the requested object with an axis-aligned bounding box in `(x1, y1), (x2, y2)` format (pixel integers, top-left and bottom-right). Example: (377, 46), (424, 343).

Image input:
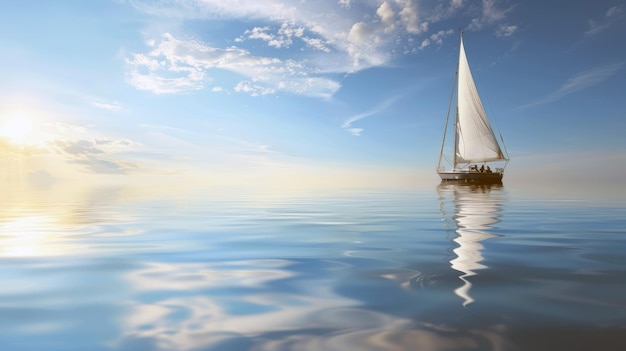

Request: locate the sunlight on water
(1, 214), (62, 257)
(1, 182), (625, 351)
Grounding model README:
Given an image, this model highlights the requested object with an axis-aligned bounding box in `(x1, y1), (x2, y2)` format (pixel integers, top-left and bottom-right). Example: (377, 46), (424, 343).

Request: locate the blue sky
(1, 0), (625, 191)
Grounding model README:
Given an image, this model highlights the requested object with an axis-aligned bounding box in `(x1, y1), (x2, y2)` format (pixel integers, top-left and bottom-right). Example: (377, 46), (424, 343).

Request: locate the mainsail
(455, 38), (505, 164)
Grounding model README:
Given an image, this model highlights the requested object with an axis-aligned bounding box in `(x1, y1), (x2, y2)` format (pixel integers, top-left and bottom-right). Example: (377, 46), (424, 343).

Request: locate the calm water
(1, 183), (625, 351)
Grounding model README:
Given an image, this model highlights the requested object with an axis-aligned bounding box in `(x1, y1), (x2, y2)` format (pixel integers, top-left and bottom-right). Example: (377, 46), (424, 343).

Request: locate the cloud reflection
(127, 260), (295, 291)
(118, 260), (360, 350)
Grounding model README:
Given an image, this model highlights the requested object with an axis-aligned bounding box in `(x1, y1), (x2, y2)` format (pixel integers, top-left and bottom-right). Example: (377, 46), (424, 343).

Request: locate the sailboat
(437, 31), (509, 183)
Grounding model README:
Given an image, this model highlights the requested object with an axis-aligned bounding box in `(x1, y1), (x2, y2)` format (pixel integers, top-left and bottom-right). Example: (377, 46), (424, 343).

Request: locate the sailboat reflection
(438, 182), (504, 306)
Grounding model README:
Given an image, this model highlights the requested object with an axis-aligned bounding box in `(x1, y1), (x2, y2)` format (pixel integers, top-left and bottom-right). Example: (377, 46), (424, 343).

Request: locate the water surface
(1, 183), (625, 350)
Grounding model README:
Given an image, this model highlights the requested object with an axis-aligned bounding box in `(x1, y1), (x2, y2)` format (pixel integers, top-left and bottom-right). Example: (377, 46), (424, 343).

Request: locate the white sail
(455, 38), (505, 164)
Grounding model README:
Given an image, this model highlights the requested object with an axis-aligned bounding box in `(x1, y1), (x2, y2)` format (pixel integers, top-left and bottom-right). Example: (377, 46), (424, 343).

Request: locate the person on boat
(486, 166), (492, 173)
(470, 165), (477, 172)
(479, 165), (485, 172)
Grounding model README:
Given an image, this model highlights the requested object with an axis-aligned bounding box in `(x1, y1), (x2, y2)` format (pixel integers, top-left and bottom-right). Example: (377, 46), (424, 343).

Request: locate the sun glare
(1, 116), (34, 144)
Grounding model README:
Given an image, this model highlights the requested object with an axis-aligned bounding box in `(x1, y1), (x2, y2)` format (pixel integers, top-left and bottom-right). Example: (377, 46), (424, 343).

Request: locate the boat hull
(438, 171), (503, 184)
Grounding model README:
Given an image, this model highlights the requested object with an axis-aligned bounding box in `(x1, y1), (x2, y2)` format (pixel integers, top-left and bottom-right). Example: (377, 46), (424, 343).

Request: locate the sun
(0, 116), (33, 144)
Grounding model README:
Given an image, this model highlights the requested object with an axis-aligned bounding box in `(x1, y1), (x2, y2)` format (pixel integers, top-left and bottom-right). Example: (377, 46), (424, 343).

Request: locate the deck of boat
(438, 170), (503, 183)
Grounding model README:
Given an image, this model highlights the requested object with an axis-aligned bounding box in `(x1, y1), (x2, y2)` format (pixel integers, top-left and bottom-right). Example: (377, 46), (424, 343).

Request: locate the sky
(0, 0), (625, 193)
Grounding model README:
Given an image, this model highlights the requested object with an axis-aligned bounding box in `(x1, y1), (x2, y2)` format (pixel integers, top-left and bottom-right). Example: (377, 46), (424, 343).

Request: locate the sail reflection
(438, 182), (504, 306)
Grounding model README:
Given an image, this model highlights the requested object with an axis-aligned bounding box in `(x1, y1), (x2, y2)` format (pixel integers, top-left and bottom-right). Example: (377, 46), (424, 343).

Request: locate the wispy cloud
(585, 5), (624, 37)
(520, 63), (625, 108)
(427, 0), (465, 23)
(49, 138), (139, 174)
(338, 0), (352, 9)
(137, 123), (287, 170)
(418, 29), (455, 50)
(0, 137), (48, 157)
(0, 119), (143, 175)
(496, 24), (518, 37)
(91, 100), (123, 111)
(341, 95), (402, 136)
(467, 0), (517, 36)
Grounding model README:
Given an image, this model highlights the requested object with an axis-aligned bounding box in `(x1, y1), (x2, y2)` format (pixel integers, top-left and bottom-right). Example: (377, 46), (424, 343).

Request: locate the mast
(453, 30), (463, 170)
(437, 30), (462, 172)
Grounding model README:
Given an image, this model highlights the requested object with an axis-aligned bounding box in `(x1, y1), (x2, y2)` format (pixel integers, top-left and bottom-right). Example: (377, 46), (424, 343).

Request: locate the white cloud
(347, 127), (363, 136)
(278, 22), (305, 41)
(54, 139), (104, 156)
(347, 22), (372, 45)
(338, 0), (352, 9)
(238, 22), (331, 53)
(127, 33), (340, 98)
(44, 134), (141, 175)
(430, 29), (454, 45)
(496, 25), (518, 37)
(126, 0), (449, 96)
(246, 26), (275, 43)
(396, 0), (426, 34)
(73, 157), (139, 174)
(346, 21), (390, 68)
(377, 2), (396, 32)
(240, 22), (325, 51)
(521, 63), (626, 108)
(418, 29), (454, 50)
(419, 38), (431, 50)
(341, 95), (402, 136)
(451, 0), (464, 8)
(126, 0), (299, 20)
(300, 37), (331, 52)
(95, 138), (137, 149)
(607, 4), (624, 17)
(342, 112), (370, 130)
(427, 0), (465, 23)
(481, 0), (507, 22)
(552, 63), (624, 97)
(585, 4), (624, 37)
(467, 0), (516, 34)
(0, 137), (48, 157)
(123, 0), (517, 99)
(91, 100), (123, 111)
(234, 81), (277, 96)
(52, 122), (91, 135)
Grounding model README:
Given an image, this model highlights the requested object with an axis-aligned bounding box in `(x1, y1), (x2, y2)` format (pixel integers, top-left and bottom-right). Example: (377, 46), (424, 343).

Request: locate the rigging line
(437, 64), (458, 171)
(500, 133), (510, 160)
(489, 102), (508, 158)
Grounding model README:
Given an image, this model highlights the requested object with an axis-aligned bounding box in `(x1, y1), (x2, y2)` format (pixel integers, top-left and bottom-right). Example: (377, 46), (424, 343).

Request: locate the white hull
(438, 170), (503, 183)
